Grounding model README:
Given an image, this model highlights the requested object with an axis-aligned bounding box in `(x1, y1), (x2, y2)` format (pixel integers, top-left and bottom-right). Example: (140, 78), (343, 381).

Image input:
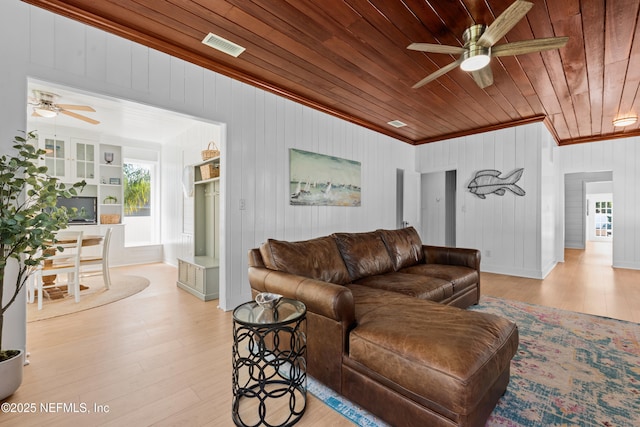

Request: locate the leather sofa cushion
(333, 231), (394, 281)
(353, 272), (452, 301)
(260, 236), (351, 285)
(401, 264), (478, 294)
(348, 284), (519, 416)
(376, 227), (424, 270)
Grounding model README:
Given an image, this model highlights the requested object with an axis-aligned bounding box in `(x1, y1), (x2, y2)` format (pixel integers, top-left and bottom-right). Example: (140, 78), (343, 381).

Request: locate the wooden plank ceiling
(23, 0), (640, 146)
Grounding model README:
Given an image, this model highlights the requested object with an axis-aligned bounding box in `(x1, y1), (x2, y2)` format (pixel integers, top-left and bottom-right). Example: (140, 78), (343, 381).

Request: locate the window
(594, 201), (612, 237)
(123, 158), (159, 246)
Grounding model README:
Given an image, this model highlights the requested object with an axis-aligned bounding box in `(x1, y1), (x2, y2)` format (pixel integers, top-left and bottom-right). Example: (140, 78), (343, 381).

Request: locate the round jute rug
(27, 274), (150, 322)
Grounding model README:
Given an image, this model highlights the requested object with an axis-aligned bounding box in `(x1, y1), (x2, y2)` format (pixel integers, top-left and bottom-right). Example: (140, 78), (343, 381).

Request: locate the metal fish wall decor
(468, 168), (526, 199)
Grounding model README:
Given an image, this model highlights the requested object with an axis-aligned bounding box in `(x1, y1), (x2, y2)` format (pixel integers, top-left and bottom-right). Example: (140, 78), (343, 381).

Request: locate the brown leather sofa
(248, 227), (519, 427)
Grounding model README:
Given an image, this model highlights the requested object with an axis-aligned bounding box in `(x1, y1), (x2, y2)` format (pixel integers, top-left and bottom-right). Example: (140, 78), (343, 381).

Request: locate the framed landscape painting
(289, 148), (361, 206)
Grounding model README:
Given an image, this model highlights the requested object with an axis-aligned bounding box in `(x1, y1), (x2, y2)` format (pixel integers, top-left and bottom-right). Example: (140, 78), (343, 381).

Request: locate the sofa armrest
(248, 266), (355, 326)
(248, 265), (356, 392)
(248, 248), (266, 268)
(422, 245), (481, 270)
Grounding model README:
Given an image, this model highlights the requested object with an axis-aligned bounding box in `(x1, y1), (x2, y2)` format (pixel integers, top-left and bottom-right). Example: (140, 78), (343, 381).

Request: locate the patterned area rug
(308, 296), (640, 426)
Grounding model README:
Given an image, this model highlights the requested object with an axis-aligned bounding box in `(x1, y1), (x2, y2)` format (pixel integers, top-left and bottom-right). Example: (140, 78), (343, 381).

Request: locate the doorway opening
(26, 78), (223, 261)
(564, 172), (613, 265)
(420, 170), (456, 246)
(396, 168), (404, 229)
(586, 183), (613, 242)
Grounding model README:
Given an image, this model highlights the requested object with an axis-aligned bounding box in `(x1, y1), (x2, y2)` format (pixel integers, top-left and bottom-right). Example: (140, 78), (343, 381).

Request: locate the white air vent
(387, 120), (407, 128)
(201, 32), (246, 57)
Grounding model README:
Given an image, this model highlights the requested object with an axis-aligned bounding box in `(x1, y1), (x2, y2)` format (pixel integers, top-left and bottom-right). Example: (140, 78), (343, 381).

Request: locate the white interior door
(420, 171), (445, 245)
(403, 171), (420, 230)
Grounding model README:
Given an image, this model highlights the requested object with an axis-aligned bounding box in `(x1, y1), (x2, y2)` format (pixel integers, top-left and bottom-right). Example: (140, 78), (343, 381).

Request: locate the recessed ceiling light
(202, 32), (246, 57)
(612, 116), (637, 127)
(387, 120), (407, 128)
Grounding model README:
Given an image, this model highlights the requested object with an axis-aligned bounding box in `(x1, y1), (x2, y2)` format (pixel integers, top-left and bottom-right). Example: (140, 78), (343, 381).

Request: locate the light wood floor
(482, 241), (640, 323)
(2, 241), (638, 426)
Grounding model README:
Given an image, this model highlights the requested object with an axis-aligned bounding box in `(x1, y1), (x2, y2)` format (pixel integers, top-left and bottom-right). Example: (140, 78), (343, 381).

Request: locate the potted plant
(103, 195), (117, 204)
(0, 131), (84, 400)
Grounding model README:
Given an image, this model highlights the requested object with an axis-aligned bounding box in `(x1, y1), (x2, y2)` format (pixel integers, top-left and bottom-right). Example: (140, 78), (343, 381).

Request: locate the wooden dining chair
(34, 230), (84, 310)
(79, 227), (113, 290)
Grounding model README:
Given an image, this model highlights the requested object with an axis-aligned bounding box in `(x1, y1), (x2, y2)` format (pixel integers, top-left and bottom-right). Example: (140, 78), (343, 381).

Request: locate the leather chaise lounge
(248, 227), (519, 427)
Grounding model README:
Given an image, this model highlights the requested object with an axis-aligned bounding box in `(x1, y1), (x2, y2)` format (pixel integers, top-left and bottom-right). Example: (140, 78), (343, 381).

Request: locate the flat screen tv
(56, 196), (98, 224)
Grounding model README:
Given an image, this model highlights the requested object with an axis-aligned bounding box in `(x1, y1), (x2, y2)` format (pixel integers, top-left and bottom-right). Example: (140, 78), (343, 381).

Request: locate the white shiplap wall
(0, 2), (414, 353)
(222, 87), (415, 307)
(559, 136), (640, 269)
(540, 127), (559, 276)
(415, 123), (557, 278)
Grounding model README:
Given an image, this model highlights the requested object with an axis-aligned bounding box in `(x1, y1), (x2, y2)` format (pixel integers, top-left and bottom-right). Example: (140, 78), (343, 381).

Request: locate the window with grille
(594, 201), (612, 237)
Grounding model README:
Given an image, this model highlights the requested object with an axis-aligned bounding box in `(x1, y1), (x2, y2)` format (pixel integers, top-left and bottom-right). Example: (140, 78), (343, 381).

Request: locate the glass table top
(233, 297), (306, 326)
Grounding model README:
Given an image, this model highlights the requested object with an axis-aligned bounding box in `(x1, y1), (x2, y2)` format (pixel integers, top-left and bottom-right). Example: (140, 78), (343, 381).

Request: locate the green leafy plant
(123, 163), (150, 215)
(0, 131), (85, 361)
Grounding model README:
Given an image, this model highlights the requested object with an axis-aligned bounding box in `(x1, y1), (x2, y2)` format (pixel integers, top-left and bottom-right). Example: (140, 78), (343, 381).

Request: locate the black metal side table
(232, 298), (307, 427)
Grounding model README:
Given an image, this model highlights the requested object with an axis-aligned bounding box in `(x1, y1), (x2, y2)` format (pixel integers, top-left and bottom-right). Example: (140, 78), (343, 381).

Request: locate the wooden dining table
(42, 234), (104, 300)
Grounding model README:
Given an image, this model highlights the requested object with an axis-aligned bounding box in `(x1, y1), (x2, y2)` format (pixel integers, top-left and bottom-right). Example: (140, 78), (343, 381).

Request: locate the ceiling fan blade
(470, 66), (493, 89)
(60, 109), (100, 125)
(407, 43), (465, 55)
(56, 104), (96, 112)
(412, 58), (463, 89)
(477, 0), (534, 47)
(491, 36), (569, 57)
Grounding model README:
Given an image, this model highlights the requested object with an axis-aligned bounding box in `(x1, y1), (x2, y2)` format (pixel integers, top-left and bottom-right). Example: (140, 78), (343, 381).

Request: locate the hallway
(482, 241), (640, 322)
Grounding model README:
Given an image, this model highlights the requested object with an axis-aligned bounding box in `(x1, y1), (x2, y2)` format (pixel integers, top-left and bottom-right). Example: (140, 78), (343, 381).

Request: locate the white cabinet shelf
(177, 156), (220, 301)
(98, 144), (123, 224)
(195, 177), (220, 185)
(194, 157), (220, 183)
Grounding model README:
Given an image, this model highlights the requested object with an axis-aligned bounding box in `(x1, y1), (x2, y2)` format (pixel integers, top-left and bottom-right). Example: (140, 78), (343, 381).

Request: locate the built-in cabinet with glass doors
(40, 135), (123, 225)
(43, 136), (98, 184)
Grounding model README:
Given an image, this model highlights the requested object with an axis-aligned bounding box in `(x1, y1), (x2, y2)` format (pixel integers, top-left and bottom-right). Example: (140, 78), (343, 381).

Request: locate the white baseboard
(481, 264), (547, 279)
(612, 261), (640, 270)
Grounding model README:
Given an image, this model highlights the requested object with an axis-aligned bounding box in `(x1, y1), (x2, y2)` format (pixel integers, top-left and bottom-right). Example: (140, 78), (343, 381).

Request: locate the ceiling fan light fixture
(33, 107), (58, 118)
(460, 24), (491, 72)
(460, 46), (491, 72)
(612, 116), (637, 127)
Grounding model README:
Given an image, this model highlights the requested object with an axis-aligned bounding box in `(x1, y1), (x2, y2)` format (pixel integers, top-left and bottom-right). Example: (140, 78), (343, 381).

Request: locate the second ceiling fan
(408, 0), (568, 89)
(30, 90), (100, 125)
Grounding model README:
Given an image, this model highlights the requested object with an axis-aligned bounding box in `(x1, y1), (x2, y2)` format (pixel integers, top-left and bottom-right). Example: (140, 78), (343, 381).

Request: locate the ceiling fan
(407, 0), (568, 89)
(29, 90), (100, 125)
